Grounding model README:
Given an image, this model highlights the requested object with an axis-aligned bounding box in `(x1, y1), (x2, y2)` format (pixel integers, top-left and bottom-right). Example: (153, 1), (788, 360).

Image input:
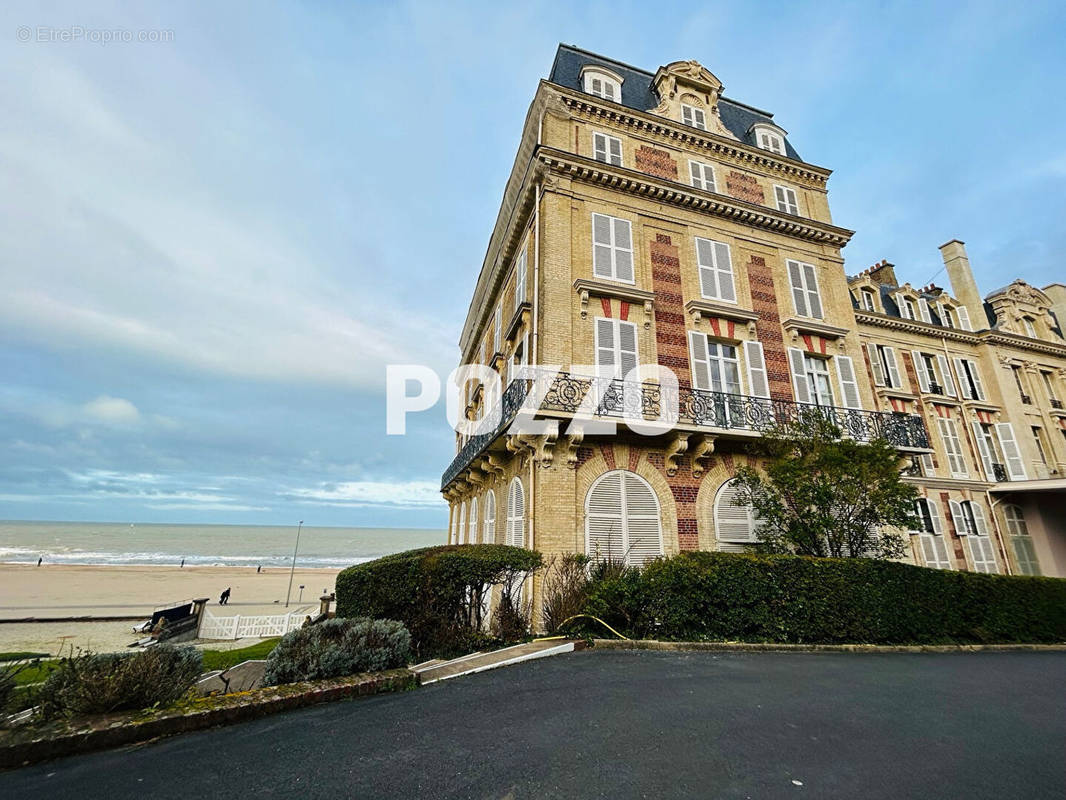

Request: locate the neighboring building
(441, 45), (1066, 621)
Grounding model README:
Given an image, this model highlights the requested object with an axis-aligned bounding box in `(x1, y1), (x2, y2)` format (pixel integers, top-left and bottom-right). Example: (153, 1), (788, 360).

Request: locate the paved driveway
(3, 650), (1065, 798)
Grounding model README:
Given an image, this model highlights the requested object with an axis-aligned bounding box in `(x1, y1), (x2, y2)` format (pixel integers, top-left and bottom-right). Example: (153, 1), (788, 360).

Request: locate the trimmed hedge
(336, 544), (543, 658)
(583, 551), (1066, 644)
(263, 618), (411, 686)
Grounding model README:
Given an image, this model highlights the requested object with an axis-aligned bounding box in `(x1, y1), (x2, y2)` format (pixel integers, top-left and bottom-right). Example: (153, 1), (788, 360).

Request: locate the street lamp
(285, 520), (304, 608)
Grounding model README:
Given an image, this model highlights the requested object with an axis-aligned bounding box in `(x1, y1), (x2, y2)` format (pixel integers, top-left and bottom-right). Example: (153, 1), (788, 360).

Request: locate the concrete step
(412, 639), (577, 685)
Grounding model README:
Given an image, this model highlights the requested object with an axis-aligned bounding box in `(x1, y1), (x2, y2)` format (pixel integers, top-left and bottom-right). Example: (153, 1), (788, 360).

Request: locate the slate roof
(548, 44), (804, 162)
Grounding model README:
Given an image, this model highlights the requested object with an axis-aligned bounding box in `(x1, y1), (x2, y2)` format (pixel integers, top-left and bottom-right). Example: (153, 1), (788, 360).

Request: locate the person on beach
(37, 557), (42, 567)
(180, 558), (185, 568)
(257, 565), (261, 573)
(220, 587), (231, 605)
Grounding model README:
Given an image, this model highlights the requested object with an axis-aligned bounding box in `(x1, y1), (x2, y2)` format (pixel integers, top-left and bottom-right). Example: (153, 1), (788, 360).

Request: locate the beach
(0, 564), (342, 655)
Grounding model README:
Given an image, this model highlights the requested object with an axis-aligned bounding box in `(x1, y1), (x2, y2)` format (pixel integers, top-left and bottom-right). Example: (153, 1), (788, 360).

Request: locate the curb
(592, 639), (1066, 653)
(0, 668), (416, 770)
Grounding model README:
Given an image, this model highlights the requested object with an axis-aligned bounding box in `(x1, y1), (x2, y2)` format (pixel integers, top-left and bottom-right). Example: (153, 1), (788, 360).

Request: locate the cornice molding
(782, 316), (851, 340)
(574, 279), (655, 329)
(983, 330), (1066, 358)
(685, 299), (760, 326)
(854, 311), (981, 343)
(537, 148), (853, 247)
(553, 85), (832, 187)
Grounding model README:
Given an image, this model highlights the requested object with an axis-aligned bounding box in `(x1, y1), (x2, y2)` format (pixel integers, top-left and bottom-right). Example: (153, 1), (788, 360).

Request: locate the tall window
(949, 500), (996, 573)
(860, 289), (876, 312)
(591, 213), (634, 283)
(940, 304), (956, 328)
(1004, 504), (1040, 575)
(1012, 366), (1030, 403)
(483, 491), (496, 545)
(913, 497), (952, 570)
(1022, 317), (1037, 338)
(803, 355), (834, 406)
(513, 248), (527, 311)
(867, 343), (902, 389)
(459, 502), (467, 545)
(585, 470), (663, 567)
(469, 497), (479, 544)
(595, 318), (639, 379)
(953, 358), (985, 401)
(900, 297), (918, 320)
(1041, 371), (1059, 403)
(786, 260), (823, 319)
(592, 132), (622, 166)
(1032, 426), (1049, 466)
(689, 160), (716, 192)
(773, 185), (799, 215)
(937, 417), (968, 478)
(694, 237), (735, 302)
(689, 332), (742, 395)
(788, 348), (837, 406)
(911, 351), (955, 396)
(493, 306), (502, 354)
(996, 423), (1027, 480)
(681, 104), (706, 130)
(714, 480), (763, 551)
(506, 478), (525, 548)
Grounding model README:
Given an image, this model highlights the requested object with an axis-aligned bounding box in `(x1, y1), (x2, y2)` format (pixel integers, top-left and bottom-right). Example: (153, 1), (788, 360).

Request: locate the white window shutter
(928, 498), (945, 535)
(714, 242), (735, 302)
(608, 136), (622, 165)
(613, 218), (634, 282)
(459, 503), (467, 545)
(918, 298), (932, 323)
(802, 263), (823, 319)
(996, 423), (1027, 479)
(970, 535), (998, 573)
(593, 133), (607, 163)
(883, 347), (902, 389)
(788, 347), (811, 404)
(971, 422), (996, 481)
(695, 238), (718, 299)
(506, 478), (524, 548)
(788, 261), (808, 317)
(483, 492), (496, 544)
(595, 318), (616, 375)
(967, 359), (986, 400)
(897, 294), (912, 319)
(835, 355), (862, 409)
(952, 357), (969, 399)
(971, 503), (990, 537)
(911, 351), (930, 392)
(949, 499), (966, 536)
(938, 418), (968, 478)
(933, 355), (955, 397)
(957, 306), (972, 331)
(689, 331), (712, 391)
(592, 214), (612, 279)
(618, 321), (638, 379)
(514, 249), (527, 311)
(469, 498), (478, 544)
(689, 160), (702, 188)
(621, 472), (663, 566)
(867, 343), (885, 387)
(744, 341), (770, 398)
(715, 481), (756, 547)
(586, 471), (624, 562)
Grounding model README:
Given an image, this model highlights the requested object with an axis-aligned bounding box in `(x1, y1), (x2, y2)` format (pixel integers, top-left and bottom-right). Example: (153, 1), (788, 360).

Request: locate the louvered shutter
(613, 218), (633, 282)
(493, 307), (501, 353)
(918, 298), (932, 323)
(1013, 537), (1040, 575)
(459, 503), (467, 545)
(682, 105), (693, 126)
(715, 481), (758, 551)
(996, 423), (1027, 479)
(595, 317), (616, 375)
(957, 306), (972, 331)
(971, 422), (997, 481)
(928, 498), (945, 535)
(897, 294), (913, 319)
(689, 160), (702, 188)
(514, 250), (526, 310)
(714, 242), (735, 302)
(802, 263), (823, 318)
(949, 499), (967, 536)
(835, 355), (862, 409)
(618, 321), (638, 379)
(593, 133), (608, 163)
(788, 347), (811, 404)
(689, 331), (712, 391)
(592, 214), (612, 278)
(586, 471), (624, 562)
(971, 503), (990, 537)
(622, 473), (663, 566)
(969, 535), (997, 573)
(883, 347), (902, 389)
(744, 341), (770, 398)
(966, 359), (985, 400)
(696, 238), (718, 299)
(483, 491), (496, 544)
(938, 418), (968, 478)
(469, 498), (478, 544)
(933, 355), (954, 397)
(788, 262), (808, 317)
(506, 479), (524, 548)
(608, 136), (622, 165)
(867, 343), (885, 386)
(911, 351), (931, 392)
(952, 357), (970, 399)
(450, 506), (458, 544)
(921, 533), (952, 570)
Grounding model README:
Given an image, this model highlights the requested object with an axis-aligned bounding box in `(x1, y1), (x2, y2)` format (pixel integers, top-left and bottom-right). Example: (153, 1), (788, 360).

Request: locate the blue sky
(1, 0), (1064, 529)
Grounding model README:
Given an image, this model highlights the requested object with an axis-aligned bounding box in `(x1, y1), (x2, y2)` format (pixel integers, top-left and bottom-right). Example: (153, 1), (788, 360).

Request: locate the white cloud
(285, 480), (444, 509)
(83, 395), (140, 425)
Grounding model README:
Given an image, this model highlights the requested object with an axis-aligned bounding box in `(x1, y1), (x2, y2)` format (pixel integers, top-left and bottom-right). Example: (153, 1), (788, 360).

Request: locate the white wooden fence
(198, 609), (307, 640)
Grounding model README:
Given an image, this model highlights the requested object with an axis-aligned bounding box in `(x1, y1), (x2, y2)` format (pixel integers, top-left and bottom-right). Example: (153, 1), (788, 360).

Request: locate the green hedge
(583, 551), (1066, 644)
(336, 545), (543, 658)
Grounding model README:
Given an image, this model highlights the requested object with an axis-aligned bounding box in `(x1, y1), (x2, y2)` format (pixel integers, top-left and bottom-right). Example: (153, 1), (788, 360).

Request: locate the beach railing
(198, 610), (306, 641)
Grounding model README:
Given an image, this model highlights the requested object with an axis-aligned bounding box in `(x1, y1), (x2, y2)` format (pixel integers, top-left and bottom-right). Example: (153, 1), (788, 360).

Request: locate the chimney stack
(938, 240), (984, 330)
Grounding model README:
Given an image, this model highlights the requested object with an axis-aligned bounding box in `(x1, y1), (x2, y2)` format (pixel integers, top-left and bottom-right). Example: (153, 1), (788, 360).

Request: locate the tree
(730, 413), (920, 559)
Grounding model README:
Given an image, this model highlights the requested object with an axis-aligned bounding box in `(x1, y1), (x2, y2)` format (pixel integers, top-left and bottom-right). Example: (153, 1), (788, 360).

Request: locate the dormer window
(940, 304), (956, 328)
(581, 66), (623, 102)
(1022, 317), (1037, 338)
(681, 103), (706, 130)
(860, 288), (876, 312)
(749, 122), (786, 155)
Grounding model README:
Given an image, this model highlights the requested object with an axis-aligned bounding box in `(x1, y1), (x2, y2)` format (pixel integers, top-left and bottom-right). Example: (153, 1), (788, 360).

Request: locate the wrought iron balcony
(992, 462), (1009, 483)
(1051, 398), (1063, 410)
(441, 371), (931, 489)
(1021, 393), (1032, 405)
(928, 382), (944, 395)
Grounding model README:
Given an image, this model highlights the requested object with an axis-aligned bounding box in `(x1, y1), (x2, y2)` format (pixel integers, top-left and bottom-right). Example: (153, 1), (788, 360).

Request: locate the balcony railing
(442, 371), (931, 489)
(992, 462), (1009, 483)
(1051, 398), (1063, 410)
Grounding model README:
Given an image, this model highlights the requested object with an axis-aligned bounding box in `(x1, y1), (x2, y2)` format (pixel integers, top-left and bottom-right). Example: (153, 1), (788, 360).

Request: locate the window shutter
(918, 298), (932, 323)
(714, 242), (735, 302)
(883, 347), (902, 389)
(995, 423), (1027, 479)
(743, 341), (770, 398)
(715, 481), (756, 548)
(788, 347), (811, 404)
(957, 306), (972, 331)
(966, 359), (986, 400)
(938, 418), (968, 478)
(949, 499), (966, 535)
(928, 498), (944, 535)
(911, 351), (931, 392)
(613, 218), (633, 282)
(506, 479), (524, 548)
(689, 160), (702, 188)
(592, 214), (612, 279)
(514, 250), (526, 310)
(483, 492), (496, 544)
(970, 502), (990, 537)
(701, 164), (715, 192)
(608, 136), (622, 165)
(618, 321), (638, 380)
(681, 105), (693, 126)
(595, 317), (616, 374)
(788, 262), (808, 317)
(897, 294), (912, 319)
(835, 355), (862, 409)
(469, 498), (479, 544)
(689, 331), (712, 391)
(969, 535), (997, 573)
(695, 238), (718, 299)
(971, 422), (997, 481)
(774, 185), (786, 209)
(459, 503), (467, 545)
(622, 473), (663, 566)
(929, 355), (952, 397)
(867, 343), (885, 387)
(593, 133), (607, 163)
(951, 357), (970, 399)
(586, 471), (624, 562)
(802, 263), (823, 318)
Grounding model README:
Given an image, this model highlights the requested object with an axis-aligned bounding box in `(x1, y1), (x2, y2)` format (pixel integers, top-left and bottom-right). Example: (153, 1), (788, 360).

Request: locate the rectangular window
(1032, 426), (1049, 466)
(868, 344), (902, 389)
(773, 185), (799, 215)
(689, 332), (741, 395)
(803, 354), (834, 406)
(1042, 371), (1059, 403)
(513, 248), (527, 311)
(595, 318), (638, 379)
(937, 417), (969, 478)
(787, 260), (823, 319)
(996, 423), (1028, 480)
(861, 289), (876, 311)
(681, 104), (706, 130)
(689, 160), (716, 192)
(940, 304), (956, 328)
(493, 307), (501, 354)
(758, 131), (784, 154)
(591, 213), (634, 283)
(694, 237), (735, 302)
(1023, 317), (1037, 337)
(951, 358), (984, 401)
(592, 132), (622, 166)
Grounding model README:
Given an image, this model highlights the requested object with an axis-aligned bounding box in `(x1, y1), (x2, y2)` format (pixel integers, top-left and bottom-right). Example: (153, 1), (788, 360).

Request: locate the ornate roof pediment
(649, 60), (738, 141)
(991, 279), (1052, 311)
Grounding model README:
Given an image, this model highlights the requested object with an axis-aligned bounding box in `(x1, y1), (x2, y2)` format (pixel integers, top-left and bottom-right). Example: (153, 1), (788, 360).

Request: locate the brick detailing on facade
(635, 146), (678, 180)
(747, 256), (793, 400)
(939, 490), (967, 565)
(575, 447), (594, 469)
(667, 461), (701, 551)
(725, 170), (765, 205)
(600, 445), (616, 470)
(628, 448), (641, 473)
(650, 235), (690, 389)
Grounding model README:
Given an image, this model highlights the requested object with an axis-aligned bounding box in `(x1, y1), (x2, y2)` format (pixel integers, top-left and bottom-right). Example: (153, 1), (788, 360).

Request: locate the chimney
(1044, 283), (1066, 338)
(867, 259), (897, 287)
(938, 240), (984, 329)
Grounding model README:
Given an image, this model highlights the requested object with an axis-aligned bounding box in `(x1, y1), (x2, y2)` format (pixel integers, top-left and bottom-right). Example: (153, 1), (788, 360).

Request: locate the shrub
(36, 645), (203, 719)
(336, 544), (543, 658)
(541, 554), (592, 634)
(584, 551), (1066, 645)
(262, 617), (411, 686)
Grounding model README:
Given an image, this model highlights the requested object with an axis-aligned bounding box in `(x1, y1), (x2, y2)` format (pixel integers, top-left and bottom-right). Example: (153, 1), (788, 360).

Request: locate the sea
(0, 521), (445, 569)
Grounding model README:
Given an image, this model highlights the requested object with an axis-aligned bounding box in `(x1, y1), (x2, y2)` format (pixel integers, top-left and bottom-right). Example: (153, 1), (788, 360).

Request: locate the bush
(584, 551), (1066, 644)
(262, 618), (411, 686)
(36, 645), (203, 719)
(336, 544), (543, 658)
(541, 554), (592, 634)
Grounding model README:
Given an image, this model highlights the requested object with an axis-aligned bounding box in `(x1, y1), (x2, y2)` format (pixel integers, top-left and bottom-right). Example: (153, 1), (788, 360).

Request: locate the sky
(1, 0), (1064, 529)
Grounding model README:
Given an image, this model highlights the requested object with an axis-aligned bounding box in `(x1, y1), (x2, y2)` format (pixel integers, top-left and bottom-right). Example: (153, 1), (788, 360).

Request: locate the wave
(0, 547), (375, 569)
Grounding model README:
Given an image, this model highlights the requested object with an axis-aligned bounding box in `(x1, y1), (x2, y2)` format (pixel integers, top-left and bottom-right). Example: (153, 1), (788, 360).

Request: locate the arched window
(713, 480), (762, 552)
(459, 502), (468, 545)
(585, 470), (663, 566)
(1004, 504), (1040, 575)
(581, 66), (623, 102)
(450, 505), (458, 545)
(483, 491), (496, 545)
(469, 497), (479, 545)
(506, 478), (525, 548)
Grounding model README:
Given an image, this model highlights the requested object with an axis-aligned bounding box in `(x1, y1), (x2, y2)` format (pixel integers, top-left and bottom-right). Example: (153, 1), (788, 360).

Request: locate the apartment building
(440, 45), (1066, 619)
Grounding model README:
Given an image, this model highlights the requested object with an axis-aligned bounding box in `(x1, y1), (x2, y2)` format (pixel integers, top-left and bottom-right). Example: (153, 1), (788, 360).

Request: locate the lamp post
(285, 520), (304, 608)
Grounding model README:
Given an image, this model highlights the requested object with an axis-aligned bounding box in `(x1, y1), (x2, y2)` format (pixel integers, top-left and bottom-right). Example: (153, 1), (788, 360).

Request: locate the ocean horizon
(0, 520), (445, 569)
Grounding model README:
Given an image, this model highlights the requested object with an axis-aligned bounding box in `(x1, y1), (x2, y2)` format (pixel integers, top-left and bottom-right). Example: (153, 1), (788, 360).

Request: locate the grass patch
(12, 661), (58, 686)
(201, 639), (280, 671)
(0, 652), (49, 662)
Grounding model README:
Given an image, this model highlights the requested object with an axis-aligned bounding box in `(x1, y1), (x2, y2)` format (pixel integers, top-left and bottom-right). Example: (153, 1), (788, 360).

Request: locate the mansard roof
(548, 44), (804, 162)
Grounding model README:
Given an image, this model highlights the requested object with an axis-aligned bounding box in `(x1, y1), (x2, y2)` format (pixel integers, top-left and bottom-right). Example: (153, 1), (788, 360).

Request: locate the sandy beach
(0, 563), (342, 655)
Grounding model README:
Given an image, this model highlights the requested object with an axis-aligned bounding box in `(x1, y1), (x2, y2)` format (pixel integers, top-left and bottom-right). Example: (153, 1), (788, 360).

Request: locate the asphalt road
(3, 650), (1065, 799)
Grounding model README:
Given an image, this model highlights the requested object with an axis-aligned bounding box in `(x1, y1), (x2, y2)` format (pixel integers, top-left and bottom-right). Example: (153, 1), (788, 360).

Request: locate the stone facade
(441, 47), (1066, 624)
